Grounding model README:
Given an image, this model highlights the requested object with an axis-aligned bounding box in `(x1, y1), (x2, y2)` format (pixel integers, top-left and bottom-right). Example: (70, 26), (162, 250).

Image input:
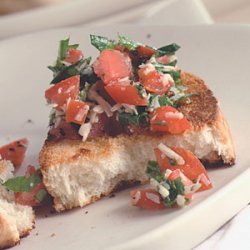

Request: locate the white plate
(0, 25), (250, 250)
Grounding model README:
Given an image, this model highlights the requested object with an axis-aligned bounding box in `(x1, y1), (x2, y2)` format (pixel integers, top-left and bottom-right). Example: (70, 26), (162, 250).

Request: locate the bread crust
(0, 214), (19, 249)
(39, 71), (235, 211)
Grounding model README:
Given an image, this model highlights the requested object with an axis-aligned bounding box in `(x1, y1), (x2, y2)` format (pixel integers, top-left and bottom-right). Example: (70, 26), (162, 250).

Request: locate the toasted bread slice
(0, 160), (34, 249)
(39, 72), (235, 212)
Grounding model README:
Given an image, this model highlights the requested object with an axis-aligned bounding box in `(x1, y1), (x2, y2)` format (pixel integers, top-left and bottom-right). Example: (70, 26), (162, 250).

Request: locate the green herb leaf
(118, 107), (149, 126)
(146, 161), (164, 183)
(118, 112), (140, 125)
(168, 70), (181, 81)
(58, 38), (79, 61)
(173, 93), (196, 107)
(2, 175), (41, 192)
(135, 83), (146, 98)
(163, 177), (185, 207)
(157, 43), (180, 56)
(90, 35), (116, 51)
(49, 57), (92, 84)
(118, 34), (141, 50)
(158, 95), (174, 106)
(35, 189), (47, 202)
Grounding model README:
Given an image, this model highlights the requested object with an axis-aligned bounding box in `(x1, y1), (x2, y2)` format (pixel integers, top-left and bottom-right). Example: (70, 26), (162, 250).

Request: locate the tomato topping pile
(0, 138), (28, 168)
(130, 143), (212, 210)
(45, 35), (193, 141)
(154, 146), (212, 191)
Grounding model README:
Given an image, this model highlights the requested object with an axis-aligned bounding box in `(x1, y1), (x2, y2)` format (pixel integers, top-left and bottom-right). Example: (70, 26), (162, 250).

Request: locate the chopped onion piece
(157, 143), (185, 165)
(79, 122), (92, 141)
(88, 85), (113, 117)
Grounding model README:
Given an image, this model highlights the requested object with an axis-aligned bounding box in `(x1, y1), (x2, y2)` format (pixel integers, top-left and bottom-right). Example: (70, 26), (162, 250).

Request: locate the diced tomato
(136, 45), (156, 58)
(15, 165), (47, 207)
(105, 82), (148, 106)
(64, 48), (83, 64)
(45, 75), (80, 110)
(156, 55), (171, 64)
(150, 106), (190, 134)
(168, 169), (181, 181)
(130, 189), (165, 210)
(0, 138), (28, 168)
(65, 100), (89, 125)
(154, 147), (212, 191)
(138, 68), (173, 95)
(93, 49), (132, 84)
(25, 165), (37, 176)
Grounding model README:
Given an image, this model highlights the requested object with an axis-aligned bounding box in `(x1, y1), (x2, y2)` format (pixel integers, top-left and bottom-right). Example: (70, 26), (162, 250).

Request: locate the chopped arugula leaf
(90, 35), (116, 51)
(163, 177), (185, 207)
(49, 57), (92, 84)
(157, 43), (180, 56)
(158, 95), (174, 106)
(118, 112), (140, 125)
(2, 175), (41, 192)
(146, 161), (164, 183)
(118, 34), (141, 50)
(35, 189), (47, 202)
(168, 60), (178, 67)
(168, 70), (181, 81)
(118, 110), (148, 126)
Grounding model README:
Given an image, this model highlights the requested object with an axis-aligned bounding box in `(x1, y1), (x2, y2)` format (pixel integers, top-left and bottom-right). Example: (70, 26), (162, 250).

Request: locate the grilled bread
(39, 71), (235, 212)
(0, 160), (34, 249)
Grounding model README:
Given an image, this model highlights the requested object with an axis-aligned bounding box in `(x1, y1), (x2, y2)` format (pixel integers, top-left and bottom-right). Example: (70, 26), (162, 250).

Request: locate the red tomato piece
(15, 182), (46, 207)
(154, 147), (212, 191)
(64, 48), (83, 64)
(93, 49), (132, 84)
(25, 165), (37, 176)
(15, 165), (47, 207)
(130, 189), (165, 210)
(156, 55), (172, 64)
(105, 83), (148, 106)
(45, 75), (80, 110)
(150, 106), (190, 134)
(138, 68), (173, 95)
(65, 100), (89, 125)
(136, 45), (156, 58)
(0, 138), (28, 168)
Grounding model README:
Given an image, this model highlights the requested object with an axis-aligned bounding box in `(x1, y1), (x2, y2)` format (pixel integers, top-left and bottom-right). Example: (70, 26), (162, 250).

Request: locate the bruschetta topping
(130, 143), (212, 209)
(45, 35), (194, 141)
